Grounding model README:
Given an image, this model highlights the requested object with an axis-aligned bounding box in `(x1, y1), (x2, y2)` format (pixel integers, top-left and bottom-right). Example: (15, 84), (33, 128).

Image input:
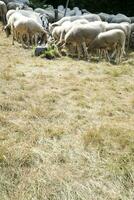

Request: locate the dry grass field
(0, 23), (134, 199)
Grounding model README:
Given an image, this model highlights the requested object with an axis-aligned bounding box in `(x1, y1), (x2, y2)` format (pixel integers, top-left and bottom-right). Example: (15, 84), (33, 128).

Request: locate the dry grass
(0, 23), (134, 200)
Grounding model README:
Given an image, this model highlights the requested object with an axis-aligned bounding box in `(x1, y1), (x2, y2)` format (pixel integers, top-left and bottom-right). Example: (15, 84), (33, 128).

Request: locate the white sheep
(13, 17), (47, 47)
(4, 12), (23, 44)
(90, 29), (126, 63)
(64, 23), (106, 60)
(105, 22), (131, 49)
(57, 19), (89, 45)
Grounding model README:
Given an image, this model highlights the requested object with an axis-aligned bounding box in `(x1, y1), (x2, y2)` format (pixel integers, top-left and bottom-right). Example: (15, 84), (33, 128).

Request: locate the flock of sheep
(0, 0), (134, 63)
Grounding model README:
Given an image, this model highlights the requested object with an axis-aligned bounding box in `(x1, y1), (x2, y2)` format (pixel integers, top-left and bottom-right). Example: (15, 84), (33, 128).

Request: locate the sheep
(120, 22), (131, 49)
(89, 29), (126, 63)
(49, 14), (101, 32)
(57, 20), (107, 46)
(17, 10), (42, 26)
(13, 16), (30, 46)
(7, 10), (42, 26)
(5, 10), (47, 47)
(52, 25), (64, 42)
(0, 1), (7, 25)
(64, 23), (106, 60)
(57, 19), (90, 45)
(27, 19), (47, 45)
(5, 10), (43, 38)
(4, 12), (23, 40)
(13, 17), (47, 48)
(105, 22), (131, 49)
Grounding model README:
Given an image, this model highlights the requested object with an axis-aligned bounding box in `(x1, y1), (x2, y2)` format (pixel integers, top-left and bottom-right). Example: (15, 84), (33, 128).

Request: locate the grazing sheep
(4, 12), (23, 39)
(6, 10), (42, 25)
(5, 10), (43, 38)
(64, 23), (105, 60)
(57, 19), (89, 45)
(105, 22), (131, 49)
(57, 20), (107, 47)
(13, 17), (47, 47)
(90, 29), (126, 63)
(17, 10), (42, 25)
(52, 25), (65, 42)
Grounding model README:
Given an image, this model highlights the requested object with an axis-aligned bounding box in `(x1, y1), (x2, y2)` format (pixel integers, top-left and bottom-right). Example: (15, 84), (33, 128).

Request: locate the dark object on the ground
(34, 46), (47, 56)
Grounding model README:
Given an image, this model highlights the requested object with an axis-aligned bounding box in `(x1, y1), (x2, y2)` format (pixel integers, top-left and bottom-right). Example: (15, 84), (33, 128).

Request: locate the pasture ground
(0, 23), (134, 199)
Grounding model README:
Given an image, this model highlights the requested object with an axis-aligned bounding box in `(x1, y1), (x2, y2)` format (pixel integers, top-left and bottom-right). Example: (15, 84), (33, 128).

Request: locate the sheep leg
(118, 44), (124, 63)
(110, 43), (117, 59)
(105, 49), (110, 62)
(119, 47), (123, 63)
(61, 42), (66, 49)
(35, 35), (39, 46)
(111, 49), (117, 58)
(57, 40), (64, 47)
(12, 28), (15, 45)
(57, 31), (65, 46)
(115, 47), (120, 64)
(126, 33), (130, 51)
(82, 42), (90, 61)
(96, 49), (102, 60)
(98, 49), (101, 59)
(27, 33), (30, 48)
(57, 32), (63, 46)
(76, 44), (82, 60)
(12, 35), (14, 45)
(21, 35), (25, 48)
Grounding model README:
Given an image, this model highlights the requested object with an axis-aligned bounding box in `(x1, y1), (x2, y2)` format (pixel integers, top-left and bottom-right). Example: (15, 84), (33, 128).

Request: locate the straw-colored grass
(0, 23), (134, 200)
